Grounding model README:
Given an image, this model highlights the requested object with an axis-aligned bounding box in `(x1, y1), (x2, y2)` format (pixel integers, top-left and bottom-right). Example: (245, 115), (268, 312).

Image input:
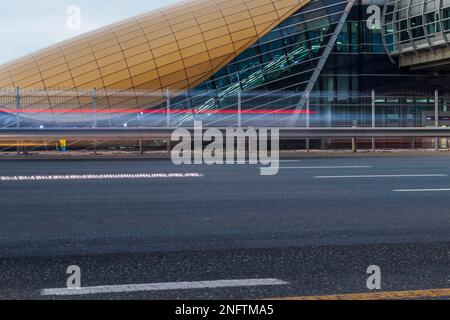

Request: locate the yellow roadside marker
(59, 139), (67, 151)
(269, 288), (450, 300)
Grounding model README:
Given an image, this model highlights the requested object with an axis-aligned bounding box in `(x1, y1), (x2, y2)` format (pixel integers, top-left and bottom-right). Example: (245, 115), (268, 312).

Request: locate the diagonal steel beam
(287, 0), (356, 126)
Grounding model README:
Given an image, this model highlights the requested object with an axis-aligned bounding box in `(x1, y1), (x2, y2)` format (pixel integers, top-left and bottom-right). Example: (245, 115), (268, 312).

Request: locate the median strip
(41, 278), (288, 296)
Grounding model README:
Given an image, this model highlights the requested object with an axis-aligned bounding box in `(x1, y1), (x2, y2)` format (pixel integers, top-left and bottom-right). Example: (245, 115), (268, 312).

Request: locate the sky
(0, 0), (184, 64)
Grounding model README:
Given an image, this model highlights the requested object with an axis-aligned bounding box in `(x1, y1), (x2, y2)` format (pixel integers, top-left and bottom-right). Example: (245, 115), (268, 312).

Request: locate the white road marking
(315, 174), (447, 179)
(394, 188), (450, 192)
(0, 173), (204, 182)
(281, 166), (372, 169)
(41, 278), (288, 296)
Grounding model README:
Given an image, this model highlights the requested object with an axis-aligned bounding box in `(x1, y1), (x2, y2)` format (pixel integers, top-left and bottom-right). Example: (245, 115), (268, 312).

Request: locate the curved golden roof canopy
(0, 0), (310, 117)
(0, 0), (309, 94)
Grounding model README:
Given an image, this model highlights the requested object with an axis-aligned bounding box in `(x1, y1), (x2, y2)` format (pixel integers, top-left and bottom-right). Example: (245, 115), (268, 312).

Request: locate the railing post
(237, 90), (242, 128)
(166, 88), (171, 128)
(306, 91), (310, 152)
(139, 139), (144, 155)
(352, 120), (358, 153)
(371, 89), (376, 151)
(92, 88), (98, 153)
(15, 87), (21, 155)
(92, 88), (97, 128)
(306, 91), (310, 129)
(15, 87), (21, 129)
(137, 111), (142, 128)
(435, 89), (439, 151)
(166, 89), (171, 153)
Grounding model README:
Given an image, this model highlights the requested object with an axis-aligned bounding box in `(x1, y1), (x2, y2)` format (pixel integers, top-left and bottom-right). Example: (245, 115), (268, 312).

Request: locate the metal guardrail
(1, 127), (450, 140)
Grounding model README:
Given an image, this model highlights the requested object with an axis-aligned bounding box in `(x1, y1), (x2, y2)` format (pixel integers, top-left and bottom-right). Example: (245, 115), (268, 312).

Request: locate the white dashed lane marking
(281, 166), (373, 169)
(315, 174), (447, 179)
(41, 278), (288, 296)
(394, 188), (450, 192)
(0, 173), (204, 182)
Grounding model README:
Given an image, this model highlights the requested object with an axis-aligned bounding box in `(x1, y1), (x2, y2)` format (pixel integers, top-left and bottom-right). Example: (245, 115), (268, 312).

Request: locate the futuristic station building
(1, 0), (450, 142)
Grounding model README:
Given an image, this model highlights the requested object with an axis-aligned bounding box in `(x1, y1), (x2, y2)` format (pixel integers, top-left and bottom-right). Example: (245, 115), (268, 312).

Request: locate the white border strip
(41, 278), (288, 296)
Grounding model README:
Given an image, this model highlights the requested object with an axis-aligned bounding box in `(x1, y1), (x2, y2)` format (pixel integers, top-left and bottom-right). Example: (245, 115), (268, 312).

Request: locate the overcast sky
(0, 0), (184, 64)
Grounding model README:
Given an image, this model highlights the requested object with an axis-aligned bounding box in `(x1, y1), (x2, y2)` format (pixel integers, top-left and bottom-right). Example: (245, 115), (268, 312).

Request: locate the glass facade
(163, 0), (450, 128)
(382, 0), (450, 55)
(315, 0), (450, 127)
(168, 0), (350, 126)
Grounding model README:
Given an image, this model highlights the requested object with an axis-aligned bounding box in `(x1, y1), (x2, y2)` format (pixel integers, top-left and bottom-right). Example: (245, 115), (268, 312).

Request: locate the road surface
(0, 155), (449, 299)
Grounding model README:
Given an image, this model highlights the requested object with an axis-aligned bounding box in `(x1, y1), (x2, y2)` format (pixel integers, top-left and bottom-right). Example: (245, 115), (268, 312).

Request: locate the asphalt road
(0, 155), (449, 299)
